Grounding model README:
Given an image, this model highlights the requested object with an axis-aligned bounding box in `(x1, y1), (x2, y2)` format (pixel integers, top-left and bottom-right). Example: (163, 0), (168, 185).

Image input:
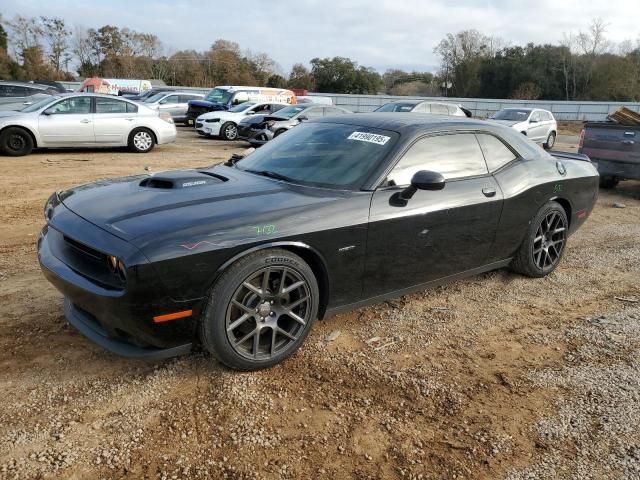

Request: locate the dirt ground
(1, 128), (639, 480)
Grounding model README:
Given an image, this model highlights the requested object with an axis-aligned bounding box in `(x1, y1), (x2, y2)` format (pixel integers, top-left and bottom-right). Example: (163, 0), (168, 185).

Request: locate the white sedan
(0, 93), (177, 156)
(195, 101), (288, 140)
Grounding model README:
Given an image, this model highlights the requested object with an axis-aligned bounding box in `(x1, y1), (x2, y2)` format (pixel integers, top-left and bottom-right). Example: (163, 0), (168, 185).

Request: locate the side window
(530, 111), (541, 122)
(253, 104), (270, 113)
(0, 85), (7, 96)
(476, 134), (517, 172)
(126, 102), (138, 113)
(95, 98), (128, 114)
(3, 85), (27, 97)
(414, 103), (431, 113)
(387, 133), (488, 186)
(304, 108), (324, 119)
(545, 111), (554, 121)
(271, 104), (286, 113)
(180, 95), (199, 102)
(446, 105), (459, 115)
(47, 97), (92, 114)
(430, 103), (449, 115)
(161, 95), (180, 104)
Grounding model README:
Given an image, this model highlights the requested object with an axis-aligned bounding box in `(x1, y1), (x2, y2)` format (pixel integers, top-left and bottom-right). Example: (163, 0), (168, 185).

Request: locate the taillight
(159, 112), (174, 124)
(578, 129), (585, 150)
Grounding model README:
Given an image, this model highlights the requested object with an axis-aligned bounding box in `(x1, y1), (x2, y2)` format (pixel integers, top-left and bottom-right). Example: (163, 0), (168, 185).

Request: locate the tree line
(1, 15), (639, 101)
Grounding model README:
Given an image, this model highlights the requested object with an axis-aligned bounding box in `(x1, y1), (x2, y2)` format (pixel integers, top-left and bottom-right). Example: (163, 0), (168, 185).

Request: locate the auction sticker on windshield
(347, 131), (391, 146)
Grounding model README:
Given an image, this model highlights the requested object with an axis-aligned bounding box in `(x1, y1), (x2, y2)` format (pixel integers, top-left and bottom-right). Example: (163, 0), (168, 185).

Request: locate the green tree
(288, 63), (314, 90)
(310, 56), (382, 94)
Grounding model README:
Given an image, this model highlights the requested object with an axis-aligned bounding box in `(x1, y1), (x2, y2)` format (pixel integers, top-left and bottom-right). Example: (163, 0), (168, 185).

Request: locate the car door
(93, 97), (135, 145)
(157, 94), (182, 118)
(528, 111), (546, 142)
(38, 96), (94, 146)
(364, 132), (503, 297)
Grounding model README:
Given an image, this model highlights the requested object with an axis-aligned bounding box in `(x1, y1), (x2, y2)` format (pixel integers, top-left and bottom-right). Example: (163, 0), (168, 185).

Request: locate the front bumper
(237, 126), (274, 146)
(37, 212), (197, 359)
(196, 121), (221, 136)
(64, 299), (192, 360)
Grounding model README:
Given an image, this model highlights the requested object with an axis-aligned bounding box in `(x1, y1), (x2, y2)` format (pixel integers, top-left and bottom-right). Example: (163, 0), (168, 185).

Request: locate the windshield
(204, 88), (233, 105)
(229, 102), (256, 113)
(375, 103), (416, 112)
(272, 105), (307, 119)
(21, 95), (61, 112)
(236, 122), (399, 189)
(492, 109), (531, 121)
(144, 93), (167, 103)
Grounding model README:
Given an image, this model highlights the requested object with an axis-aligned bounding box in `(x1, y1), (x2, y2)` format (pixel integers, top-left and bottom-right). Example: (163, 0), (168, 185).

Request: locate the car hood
(489, 119), (524, 128)
(58, 165), (356, 255)
(189, 99), (227, 111)
(0, 110), (27, 119)
(198, 111), (240, 121)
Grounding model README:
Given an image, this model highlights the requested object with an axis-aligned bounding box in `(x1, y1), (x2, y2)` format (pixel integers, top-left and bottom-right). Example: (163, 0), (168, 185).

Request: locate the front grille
(187, 106), (210, 118)
(64, 235), (105, 261)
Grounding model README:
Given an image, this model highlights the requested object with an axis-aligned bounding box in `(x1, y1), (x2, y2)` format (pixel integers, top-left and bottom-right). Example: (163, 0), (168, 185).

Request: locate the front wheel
(200, 249), (319, 370)
(220, 122), (238, 141)
(543, 131), (556, 150)
(0, 127), (34, 156)
(128, 128), (155, 153)
(511, 201), (568, 278)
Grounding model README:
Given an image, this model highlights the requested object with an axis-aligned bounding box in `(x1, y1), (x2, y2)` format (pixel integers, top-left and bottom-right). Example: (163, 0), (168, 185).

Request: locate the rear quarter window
(476, 133), (518, 172)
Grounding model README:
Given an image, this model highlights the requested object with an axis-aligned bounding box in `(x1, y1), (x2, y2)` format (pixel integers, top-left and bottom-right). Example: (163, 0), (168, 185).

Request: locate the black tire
(543, 131), (556, 150)
(599, 176), (618, 189)
(274, 129), (287, 138)
(200, 248), (319, 370)
(128, 128), (155, 153)
(0, 127), (34, 156)
(511, 201), (568, 278)
(220, 122), (238, 141)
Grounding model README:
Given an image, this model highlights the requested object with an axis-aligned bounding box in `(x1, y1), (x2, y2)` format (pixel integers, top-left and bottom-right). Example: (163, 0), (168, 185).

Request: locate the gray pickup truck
(579, 122), (640, 188)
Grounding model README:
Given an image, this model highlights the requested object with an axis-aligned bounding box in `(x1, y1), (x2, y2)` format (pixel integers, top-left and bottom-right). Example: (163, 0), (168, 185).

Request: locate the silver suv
(490, 108), (557, 149)
(0, 81), (56, 112)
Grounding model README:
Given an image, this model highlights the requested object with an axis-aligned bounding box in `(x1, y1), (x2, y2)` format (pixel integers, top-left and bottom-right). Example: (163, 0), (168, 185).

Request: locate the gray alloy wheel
(221, 122), (238, 141)
(511, 201), (568, 278)
(0, 127), (34, 156)
(128, 128), (155, 153)
(544, 131), (556, 150)
(200, 249), (319, 370)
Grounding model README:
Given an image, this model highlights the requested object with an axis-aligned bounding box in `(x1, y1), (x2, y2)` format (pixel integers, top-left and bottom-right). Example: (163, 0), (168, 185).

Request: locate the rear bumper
(592, 159), (640, 180)
(155, 124), (177, 145)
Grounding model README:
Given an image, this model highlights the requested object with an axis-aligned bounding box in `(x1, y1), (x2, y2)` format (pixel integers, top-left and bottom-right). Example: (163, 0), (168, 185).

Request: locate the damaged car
(38, 113), (598, 370)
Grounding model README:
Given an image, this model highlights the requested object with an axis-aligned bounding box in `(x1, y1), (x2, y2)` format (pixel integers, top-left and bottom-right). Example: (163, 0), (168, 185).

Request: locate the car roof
(313, 112), (489, 133)
(0, 80), (51, 90)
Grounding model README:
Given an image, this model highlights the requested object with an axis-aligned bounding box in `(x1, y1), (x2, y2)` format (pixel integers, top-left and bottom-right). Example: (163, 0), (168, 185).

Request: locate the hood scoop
(139, 170), (227, 190)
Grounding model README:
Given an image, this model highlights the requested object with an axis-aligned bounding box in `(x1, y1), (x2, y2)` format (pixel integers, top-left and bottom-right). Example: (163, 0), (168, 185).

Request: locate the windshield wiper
(245, 169), (294, 182)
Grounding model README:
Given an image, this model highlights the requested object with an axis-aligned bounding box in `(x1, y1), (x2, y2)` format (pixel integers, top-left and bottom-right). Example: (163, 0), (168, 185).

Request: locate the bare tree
(40, 17), (70, 74)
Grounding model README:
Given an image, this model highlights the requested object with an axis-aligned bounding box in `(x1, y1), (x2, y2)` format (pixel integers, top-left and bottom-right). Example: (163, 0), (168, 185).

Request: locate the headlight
(206, 118), (220, 123)
(44, 192), (60, 221)
(107, 255), (127, 281)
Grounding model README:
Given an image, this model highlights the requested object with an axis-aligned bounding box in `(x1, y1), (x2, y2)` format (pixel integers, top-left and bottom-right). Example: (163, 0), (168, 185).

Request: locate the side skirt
(324, 258), (513, 318)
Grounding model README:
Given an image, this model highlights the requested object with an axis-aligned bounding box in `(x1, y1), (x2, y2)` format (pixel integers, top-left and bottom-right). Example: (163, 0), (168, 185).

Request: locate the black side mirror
(399, 170), (445, 200)
(298, 115), (308, 122)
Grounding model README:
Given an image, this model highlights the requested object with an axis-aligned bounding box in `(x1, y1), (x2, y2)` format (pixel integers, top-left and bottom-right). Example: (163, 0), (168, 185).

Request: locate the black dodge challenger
(38, 113), (599, 370)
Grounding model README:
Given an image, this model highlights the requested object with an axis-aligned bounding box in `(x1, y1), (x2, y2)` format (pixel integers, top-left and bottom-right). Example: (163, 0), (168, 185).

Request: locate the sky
(1, 0), (639, 74)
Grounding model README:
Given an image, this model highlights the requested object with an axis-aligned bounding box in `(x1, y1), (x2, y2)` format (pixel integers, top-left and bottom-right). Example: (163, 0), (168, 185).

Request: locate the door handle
(80, 119), (91, 124)
(125, 117), (135, 121)
(482, 187), (496, 197)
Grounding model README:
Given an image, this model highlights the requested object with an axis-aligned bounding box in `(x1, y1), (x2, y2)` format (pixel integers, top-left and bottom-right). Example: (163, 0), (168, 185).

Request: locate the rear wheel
(0, 127), (34, 156)
(200, 249), (319, 370)
(128, 128), (155, 153)
(511, 201), (568, 278)
(220, 122), (238, 140)
(599, 176), (619, 189)
(543, 131), (556, 150)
